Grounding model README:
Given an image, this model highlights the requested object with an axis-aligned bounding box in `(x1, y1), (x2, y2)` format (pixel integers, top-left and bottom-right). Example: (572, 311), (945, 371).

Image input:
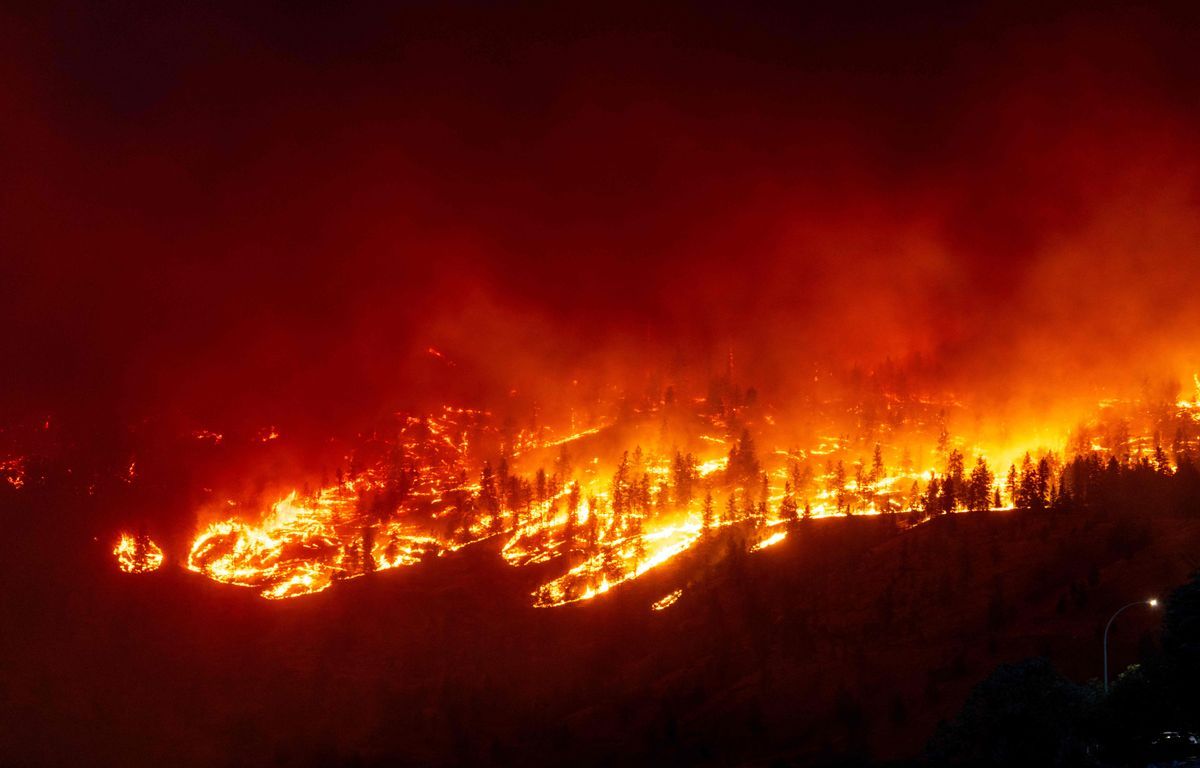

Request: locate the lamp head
(1149, 598), (1159, 607)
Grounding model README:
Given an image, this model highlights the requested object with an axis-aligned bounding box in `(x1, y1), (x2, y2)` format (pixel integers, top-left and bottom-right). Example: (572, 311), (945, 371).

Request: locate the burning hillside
(117, 365), (1200, 607)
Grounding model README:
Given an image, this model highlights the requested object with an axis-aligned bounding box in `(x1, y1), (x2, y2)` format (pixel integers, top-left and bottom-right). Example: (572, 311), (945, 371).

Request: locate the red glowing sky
(4, 2), (1200, 430)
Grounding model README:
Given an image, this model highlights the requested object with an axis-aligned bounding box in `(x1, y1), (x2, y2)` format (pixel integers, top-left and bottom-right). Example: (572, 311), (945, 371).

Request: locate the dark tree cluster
(929, 566), (1200, 767)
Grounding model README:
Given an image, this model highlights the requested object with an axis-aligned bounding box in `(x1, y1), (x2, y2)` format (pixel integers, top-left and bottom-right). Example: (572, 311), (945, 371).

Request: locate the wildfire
(114, 533), (164, 574)
(168, 370), (1200, 607)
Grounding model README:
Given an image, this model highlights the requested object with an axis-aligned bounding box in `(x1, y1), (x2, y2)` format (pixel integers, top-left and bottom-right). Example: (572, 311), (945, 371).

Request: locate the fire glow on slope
(157, 371), (1200, 606)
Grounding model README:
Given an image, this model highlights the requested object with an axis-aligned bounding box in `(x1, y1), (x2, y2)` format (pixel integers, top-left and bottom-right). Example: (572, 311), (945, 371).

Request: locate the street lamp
(1104, 598), (1158, 694)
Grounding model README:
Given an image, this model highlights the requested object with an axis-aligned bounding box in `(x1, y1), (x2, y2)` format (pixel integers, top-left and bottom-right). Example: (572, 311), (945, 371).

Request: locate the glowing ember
(114, 533), (164, 574)
(1, 456), (26, 489)
(651, 589), (683, 611)
(192, 429), (224, 444)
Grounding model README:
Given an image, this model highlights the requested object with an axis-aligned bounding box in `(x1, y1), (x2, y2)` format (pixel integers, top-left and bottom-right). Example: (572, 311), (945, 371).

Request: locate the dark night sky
(5, 1), (1200, 430)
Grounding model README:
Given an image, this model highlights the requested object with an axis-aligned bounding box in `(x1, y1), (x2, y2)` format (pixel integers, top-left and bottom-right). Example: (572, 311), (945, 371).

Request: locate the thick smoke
(3, 3), (1200, 436)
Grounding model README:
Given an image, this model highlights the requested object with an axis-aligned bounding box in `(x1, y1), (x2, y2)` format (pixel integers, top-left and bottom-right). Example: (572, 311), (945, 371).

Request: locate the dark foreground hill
(3, 488), (1198, 766)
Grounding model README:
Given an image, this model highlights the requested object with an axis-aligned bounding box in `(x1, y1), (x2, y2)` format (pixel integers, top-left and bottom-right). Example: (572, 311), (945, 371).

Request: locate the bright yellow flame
(750, 529), (787, 552)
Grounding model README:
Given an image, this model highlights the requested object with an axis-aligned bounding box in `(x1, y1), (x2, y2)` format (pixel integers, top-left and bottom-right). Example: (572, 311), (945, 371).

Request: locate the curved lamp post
(1104, 598), (1158, 694)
